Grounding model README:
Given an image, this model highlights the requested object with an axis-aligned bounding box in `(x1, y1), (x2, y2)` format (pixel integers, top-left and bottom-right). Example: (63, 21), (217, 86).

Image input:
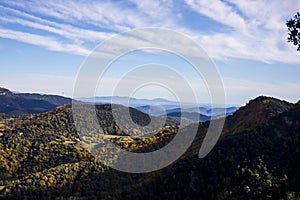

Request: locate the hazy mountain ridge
(78, 96), (239, 119)
(165, 111), (211, 122)
(77, 96), (181, 107)
(0, 87), (237, 123)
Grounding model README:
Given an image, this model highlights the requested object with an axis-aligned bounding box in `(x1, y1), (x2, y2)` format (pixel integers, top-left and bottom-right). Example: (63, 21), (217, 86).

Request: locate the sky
(0, 0), (300, 106)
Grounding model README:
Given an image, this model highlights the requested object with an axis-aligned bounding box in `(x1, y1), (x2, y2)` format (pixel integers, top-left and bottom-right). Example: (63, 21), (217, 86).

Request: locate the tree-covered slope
(0, 87), (73, 114)
(0, 96), (299, 199)
(136, 99), (300, 199)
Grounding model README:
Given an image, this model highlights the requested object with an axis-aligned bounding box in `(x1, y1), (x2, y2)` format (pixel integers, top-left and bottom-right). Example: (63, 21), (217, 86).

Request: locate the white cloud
(127, 0), (175, 26)
(1, 16), (111, 42)
(0, 28), (90, 55)
(1, 0), (153, 30)
(0, 0), (299, 64)
(185, 0), (247, 32)
(0, 0), (179, 57)
(184, 0), (300, 63)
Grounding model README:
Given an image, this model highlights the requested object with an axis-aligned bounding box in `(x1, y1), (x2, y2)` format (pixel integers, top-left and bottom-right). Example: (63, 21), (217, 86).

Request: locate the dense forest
(0, 96), (300, 199)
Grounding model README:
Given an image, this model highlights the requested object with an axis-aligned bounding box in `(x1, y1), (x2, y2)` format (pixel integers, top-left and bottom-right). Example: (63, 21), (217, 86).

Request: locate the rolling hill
(139, 97), (300, 199)
(0, 87), (73, 114)
(0, 95), (299, 199)
(223, 96), (294, 134)
(165, 111), (210, 122)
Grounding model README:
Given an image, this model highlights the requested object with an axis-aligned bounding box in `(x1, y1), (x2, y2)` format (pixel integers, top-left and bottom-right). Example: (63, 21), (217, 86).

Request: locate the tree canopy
(286, 12), (300, 51)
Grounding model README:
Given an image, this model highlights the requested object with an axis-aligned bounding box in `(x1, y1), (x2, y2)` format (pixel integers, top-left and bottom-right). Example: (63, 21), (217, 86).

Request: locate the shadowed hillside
(0, 87), (73, 114)
(0, 96), (300, 199)
(223, 96), (293, 134)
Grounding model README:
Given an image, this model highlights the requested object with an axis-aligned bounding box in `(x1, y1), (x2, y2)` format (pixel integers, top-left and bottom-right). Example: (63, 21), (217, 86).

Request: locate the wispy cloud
(0, 0), (299, 63)
(0, 0), (177, 56)
(184, 0), (300, 63)
(185, 0), (247, 32)
(0, 28), (90, 55)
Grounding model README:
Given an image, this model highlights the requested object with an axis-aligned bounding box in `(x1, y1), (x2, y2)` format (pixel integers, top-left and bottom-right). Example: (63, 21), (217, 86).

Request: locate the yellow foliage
(132, 128), (140, 135)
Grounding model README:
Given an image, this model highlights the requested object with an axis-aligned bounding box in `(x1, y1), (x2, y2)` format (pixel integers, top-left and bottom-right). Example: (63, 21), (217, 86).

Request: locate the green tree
(286, 12), (300, 51)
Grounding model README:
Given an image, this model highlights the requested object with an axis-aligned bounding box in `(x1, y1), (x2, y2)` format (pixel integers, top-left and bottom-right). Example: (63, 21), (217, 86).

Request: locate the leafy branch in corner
(286, 12), (300, 51)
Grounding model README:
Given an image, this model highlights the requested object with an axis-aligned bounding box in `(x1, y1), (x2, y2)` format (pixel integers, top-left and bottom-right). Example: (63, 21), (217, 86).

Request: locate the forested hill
(222, 96), (294, 134)
(2, 103), (188, 138)
(143, 98), (300, 199)
(0, 96), (300, 199)
(0, 87), (73, 114)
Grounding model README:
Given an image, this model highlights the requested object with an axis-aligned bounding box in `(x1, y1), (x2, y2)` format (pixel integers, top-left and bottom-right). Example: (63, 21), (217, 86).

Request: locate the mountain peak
(247, 96), (294, 116)
(0, 87), (12, 96)
(249, 96), (283, 104)
(224, 96), (293, 134)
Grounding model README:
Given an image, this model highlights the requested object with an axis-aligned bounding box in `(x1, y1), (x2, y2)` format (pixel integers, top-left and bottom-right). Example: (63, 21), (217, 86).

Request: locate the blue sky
(0, 0), (300, 105)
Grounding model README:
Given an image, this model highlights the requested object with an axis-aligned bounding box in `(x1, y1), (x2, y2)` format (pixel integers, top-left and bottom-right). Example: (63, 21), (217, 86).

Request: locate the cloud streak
(0, 0), (299, 63)
(184, 0), (300, 63)
(0, 28), (90, 55)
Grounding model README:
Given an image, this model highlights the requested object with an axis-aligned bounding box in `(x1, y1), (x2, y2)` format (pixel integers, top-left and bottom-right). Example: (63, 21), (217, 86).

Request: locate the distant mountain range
(0, 87), (239, 122)
(78, 96), (239, 122)
(77, 96), (234, 108)
(77, 96), (182, 107)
